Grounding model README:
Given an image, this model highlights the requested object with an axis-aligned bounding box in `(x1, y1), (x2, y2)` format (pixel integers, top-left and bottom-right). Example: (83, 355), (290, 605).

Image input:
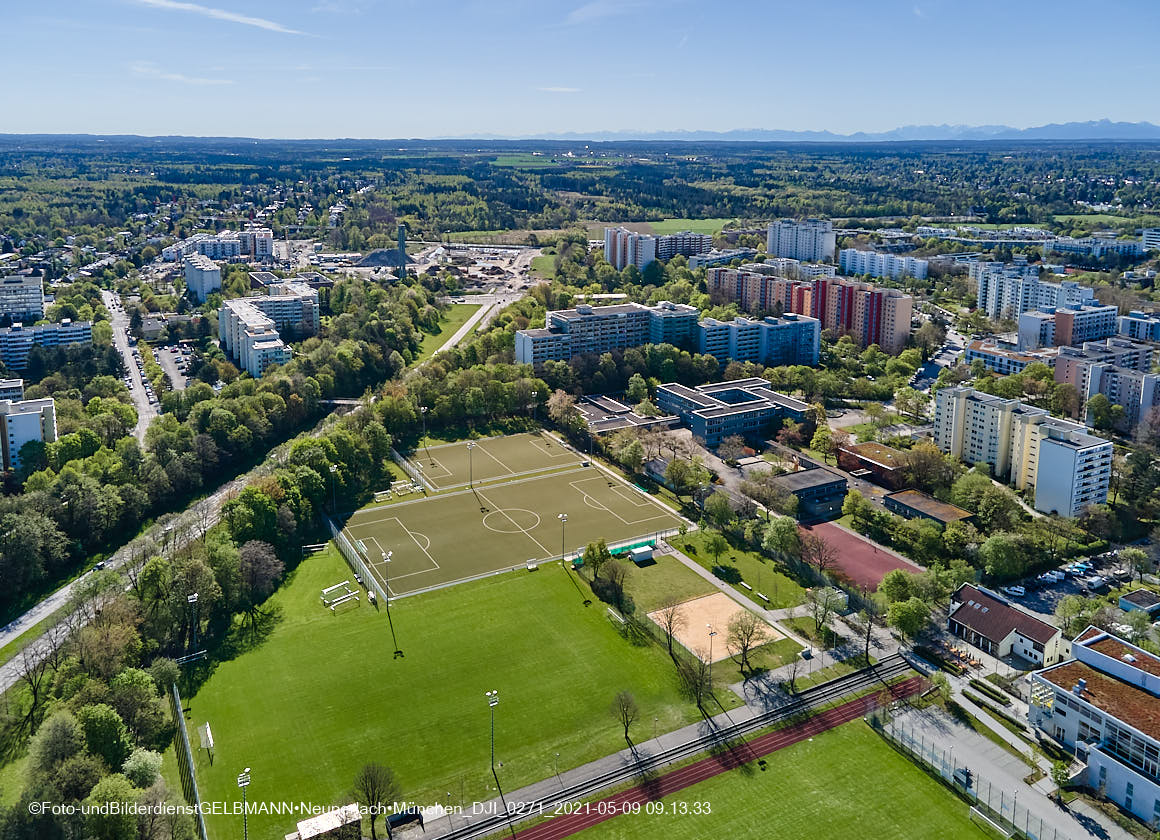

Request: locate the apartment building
(184, 254), (222, 302)
(162, 232), (243, 261)
(0, 274), (45, 322)
(1029, 629), (1160, 825)
(964, 338), (1060, 376)
(1118, 310), (1160, 342)
(1048, 237), (1144, 259)
(1052, 340), (1159, 430)
(602, 228), (711, 270)
(237, 227), (274, 258)
(655, 378), (810, 446)
(218, 282), (318, 378)
(934, 386), (1112, 517)
(0, 380), (23, 401)
(973, 258), (1096, 320)
(696, 313), (820, 368)
(1017, 304), (1118, 350)
(0, 397), (56, 471)
(766, 219), (835, 262)
(706, 268), (912, 354)
(514, 301), (699, 367)
(1144, 229), (1160, 252)
(0, 319), (93, 369)
(687, 248), (757, 270)
(838, 249), (928, 280)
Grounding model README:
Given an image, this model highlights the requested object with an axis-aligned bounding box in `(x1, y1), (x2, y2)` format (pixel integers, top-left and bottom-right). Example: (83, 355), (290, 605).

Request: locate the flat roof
(886, 489), (973, 523)
(1122, 589), (1160, 609)
(842, 441), (905, 469)
(1041, 659), (1160, 742)
(770, 468), (846, 493)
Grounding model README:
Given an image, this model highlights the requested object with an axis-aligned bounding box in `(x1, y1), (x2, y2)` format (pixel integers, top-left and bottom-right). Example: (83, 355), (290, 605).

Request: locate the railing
(326, 515), (387, 603)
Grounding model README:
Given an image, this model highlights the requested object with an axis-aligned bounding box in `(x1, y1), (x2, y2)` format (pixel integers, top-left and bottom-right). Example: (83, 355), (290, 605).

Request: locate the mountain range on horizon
(499, 119), (1160, 143)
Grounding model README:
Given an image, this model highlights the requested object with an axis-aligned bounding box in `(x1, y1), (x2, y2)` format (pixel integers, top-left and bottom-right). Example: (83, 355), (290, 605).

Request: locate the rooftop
(1086, 635), (1160, 679)
(886, 489), (974, 524)
(842, 441), (906, 469)
(769, 468), (847, 493)
(1040, 659), (1160, 742)
(1121, 589), (1160, 610)
(949, 583), (1059, 645)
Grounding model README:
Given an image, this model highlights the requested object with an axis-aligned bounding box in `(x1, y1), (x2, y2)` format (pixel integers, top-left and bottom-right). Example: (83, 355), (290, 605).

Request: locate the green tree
(704, 491), (735, 529)
(705, 531), (729, 564)
(810, 424), (834, 463)
(84, 774), (138, 840)
(762, 516), (800, 557)
(878, 568), (913, 604)
(77, 704), (133, 770)
(887, 596), (931, 641)
(1120, 547), (1152, 584)
(625, 373), (648, 403)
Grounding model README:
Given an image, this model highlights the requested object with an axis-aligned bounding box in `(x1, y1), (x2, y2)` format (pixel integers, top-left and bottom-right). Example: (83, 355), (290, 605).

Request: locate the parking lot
(1004, 552), (1131, 617)
(156, 345), (191, 390)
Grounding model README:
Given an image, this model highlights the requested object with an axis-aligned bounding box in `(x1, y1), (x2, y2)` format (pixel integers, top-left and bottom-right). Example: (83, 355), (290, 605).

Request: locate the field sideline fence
(326, 515), (388, 603)
(170, 682), (210, 840)
(869, 712), (1072, 840)
(389, 446), (430, 492)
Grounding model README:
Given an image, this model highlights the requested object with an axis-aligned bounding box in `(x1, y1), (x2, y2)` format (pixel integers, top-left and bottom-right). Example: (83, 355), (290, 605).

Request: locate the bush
(963, 690), (1026, 730)
(914, 645), (965, 676)
(969, 677), (1012, 706)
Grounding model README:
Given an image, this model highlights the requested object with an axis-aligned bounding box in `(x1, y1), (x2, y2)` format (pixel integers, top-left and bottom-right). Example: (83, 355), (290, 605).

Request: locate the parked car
(1002, 585), (1026, 598)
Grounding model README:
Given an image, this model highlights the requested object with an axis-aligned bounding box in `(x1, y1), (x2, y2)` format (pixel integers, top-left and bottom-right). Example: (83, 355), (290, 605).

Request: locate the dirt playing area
(647, 592), (781, 662)
(803, 522), (922, 590)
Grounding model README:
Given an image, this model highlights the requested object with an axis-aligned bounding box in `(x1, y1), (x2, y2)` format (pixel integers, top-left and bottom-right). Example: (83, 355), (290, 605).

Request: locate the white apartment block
(0, 274), (45, 322)
(238, 227), (274, 258)
(184, 254), (222, 303)
(972, 259), (1095, 320)
(603, 228), (712, 270)
(838, 249), (928, 280)
(1048, 237), (1144, 259)
(514, 301), (699, 367)
(163, 231), (248, 262)
(654, 231), (712, 261)
(934, 386), (1112, 517)
(1016, 304), (1117, 350)
(1029, 629), (1160, 826)
(0, 397), (56, 471)
(0, 319), (93, 369)
(217, 282), (318, 378)
(0, 380), (23, 401)
(1144, 229), (1160, 252)
(738, 259), (837, 280)
(766, 219), (836, 262)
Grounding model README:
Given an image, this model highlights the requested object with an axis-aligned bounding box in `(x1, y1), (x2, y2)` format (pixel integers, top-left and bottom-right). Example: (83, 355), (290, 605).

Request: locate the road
(912, 304), (967, 392)
(101, 289), (157, 441)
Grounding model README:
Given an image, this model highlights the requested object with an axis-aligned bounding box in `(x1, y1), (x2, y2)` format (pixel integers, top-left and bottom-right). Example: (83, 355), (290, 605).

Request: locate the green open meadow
(669, 532), (804, 609)
(175, 546), (721, 840)
(575, 721), (990, 840)
(413, 303), (480, 363)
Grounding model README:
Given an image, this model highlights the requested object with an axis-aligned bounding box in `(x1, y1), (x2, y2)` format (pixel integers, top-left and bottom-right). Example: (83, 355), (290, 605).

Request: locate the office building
(695, 313), (820, 368)
(1143, 229), (1160, 252)
(838, 249), (928, 280)
(1118, 311), (1160, 343)
(0, 274), (45, 322)
(972, 259), (1095, 320)
(0, 397), (56, 471)
(218, 282), (318, 378)
(184, 254), (222, 302)
(0, 319), (93, 370)
(655, 378), (809, 446)
(687, 248), (757, 270)
(1017, 304), (1118, 350)
(766, 219), (835, 262)
(602, 228), (711, 270)
(1029, 628), (1160, 825)
(934, 386), (1112, 517)
(514, 301), (698, 367)
(0, 380), (23, 401)
(949, 584), (1066, 666)
(706, 268), (912, 354)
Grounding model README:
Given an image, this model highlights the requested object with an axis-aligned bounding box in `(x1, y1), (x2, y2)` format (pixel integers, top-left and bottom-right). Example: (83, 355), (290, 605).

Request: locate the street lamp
(484, 690), (514, 838)
(707, 624), (718, 682)
(554, 752), (561, 787)
(467, 442), (476, 488)
(420, 406), (431, 464)
(237, 767), (251, 840)
(329, 464), (338, 512)
(558, 513), (568, 567)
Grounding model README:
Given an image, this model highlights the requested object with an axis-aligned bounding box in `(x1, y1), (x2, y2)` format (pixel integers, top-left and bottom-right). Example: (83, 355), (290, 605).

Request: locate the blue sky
(3, 0), (1159, 138)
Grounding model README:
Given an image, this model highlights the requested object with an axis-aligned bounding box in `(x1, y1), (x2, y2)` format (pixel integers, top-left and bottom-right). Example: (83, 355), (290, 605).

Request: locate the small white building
(0, 397), (56, 471)
(947, 584), (1067, 666)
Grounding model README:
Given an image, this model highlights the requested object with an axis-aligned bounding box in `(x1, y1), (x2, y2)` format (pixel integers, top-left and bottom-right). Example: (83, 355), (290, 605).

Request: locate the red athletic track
(802, 522), (920, 590)
(511, 675), (926, 840)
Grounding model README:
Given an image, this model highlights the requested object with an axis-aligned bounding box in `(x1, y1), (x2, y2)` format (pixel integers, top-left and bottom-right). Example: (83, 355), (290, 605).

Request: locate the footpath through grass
(178, 546), (706, 840)
(669, 531), (804, 609)
(574, 720), (990, 840)
(414, 302), (480, 363)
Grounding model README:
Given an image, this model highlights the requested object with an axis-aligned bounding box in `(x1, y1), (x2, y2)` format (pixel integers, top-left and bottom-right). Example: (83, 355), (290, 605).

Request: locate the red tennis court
(800, 522), (922, 590)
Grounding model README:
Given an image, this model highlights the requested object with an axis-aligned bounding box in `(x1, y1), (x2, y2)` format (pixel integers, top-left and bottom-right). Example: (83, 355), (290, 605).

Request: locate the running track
(511, 675), (926, 840)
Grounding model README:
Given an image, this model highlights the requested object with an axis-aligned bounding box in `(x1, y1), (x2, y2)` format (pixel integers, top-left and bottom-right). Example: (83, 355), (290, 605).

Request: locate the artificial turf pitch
(345, 436), (686, 597)
(178, 547), (712, 840)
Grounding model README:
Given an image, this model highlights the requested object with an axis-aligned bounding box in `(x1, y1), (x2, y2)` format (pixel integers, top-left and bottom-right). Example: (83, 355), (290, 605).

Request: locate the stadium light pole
(531, 390), (538, 424)
(467, 442), (476, 488)
(485, 691), (516, 839)
(420, 405), (432, 465)
(187, 593), (199, 653)
(237, 767), (251, 840)
(329, 464), (338, 512)
(381, 551), (393, 603)
(558, 513), (568, 568)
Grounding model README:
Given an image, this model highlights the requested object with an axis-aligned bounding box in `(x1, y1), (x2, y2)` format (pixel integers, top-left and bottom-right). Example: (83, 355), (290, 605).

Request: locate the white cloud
(132, 0), (301, 34)
(538, 86), (581, 93)
(131, 61), (234, 86)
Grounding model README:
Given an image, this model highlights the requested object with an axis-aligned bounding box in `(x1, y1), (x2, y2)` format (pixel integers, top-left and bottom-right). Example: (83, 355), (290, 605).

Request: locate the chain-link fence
(870, 712), (1073, 840)
(170, 683), (210, 840)
(326, 515), (387, 603)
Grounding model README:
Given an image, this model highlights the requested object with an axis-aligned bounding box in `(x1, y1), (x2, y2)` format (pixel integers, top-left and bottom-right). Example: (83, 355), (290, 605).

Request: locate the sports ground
(804, 522), (922, 590)
(343, 433), (687, 597)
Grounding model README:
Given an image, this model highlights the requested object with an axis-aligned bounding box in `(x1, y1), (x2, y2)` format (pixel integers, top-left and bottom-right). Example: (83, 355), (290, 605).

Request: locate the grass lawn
(0, 753), (29, 808)
(177, 547), (709, 840)
(744, 637), (805, 676)
(575, 720), (989, 840)
(669, 532), (804, 609)
(622, 554), (716, 614)
(530, 253), (556, 278)
(0, 607), (67, 668)
(793, 654), (875, 691)
(784, 616), (841, 649)
(413, 303), (480, 363)
(648, 218), (736, 235)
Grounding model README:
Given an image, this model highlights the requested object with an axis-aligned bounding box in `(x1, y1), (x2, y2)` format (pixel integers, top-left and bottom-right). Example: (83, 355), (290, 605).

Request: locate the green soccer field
(180, 547), (718, 840)
(575, 721), (990, 840)
(408, 431), (580, 490)
(345, 446), (686, 598)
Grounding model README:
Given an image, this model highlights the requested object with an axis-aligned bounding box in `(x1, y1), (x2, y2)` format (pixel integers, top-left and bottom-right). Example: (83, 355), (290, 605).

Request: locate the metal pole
(554, 752), (561, 788)
(237, 768), (251, 840)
